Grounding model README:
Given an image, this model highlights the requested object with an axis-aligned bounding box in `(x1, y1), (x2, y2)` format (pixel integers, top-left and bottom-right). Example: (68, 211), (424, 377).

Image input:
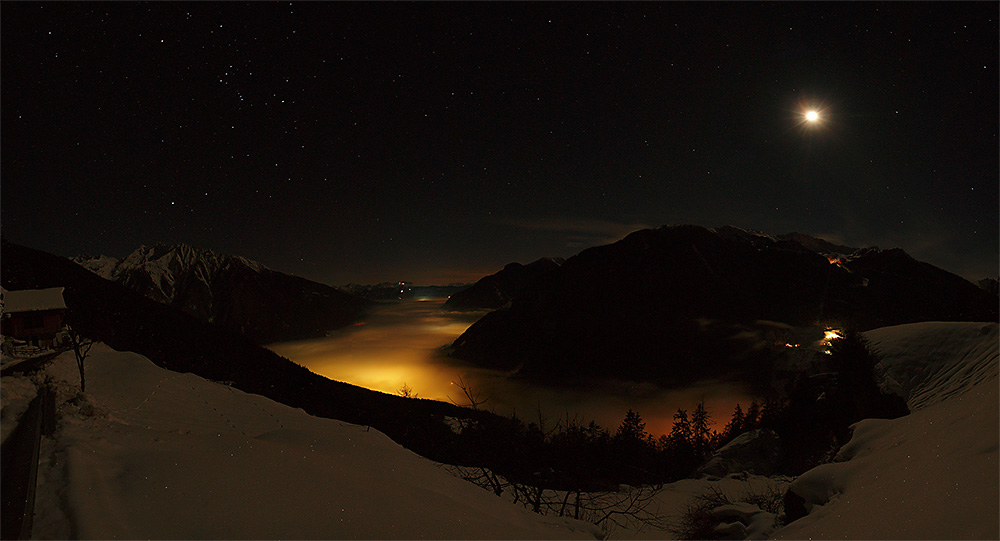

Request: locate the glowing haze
(269, 299), (755, 435)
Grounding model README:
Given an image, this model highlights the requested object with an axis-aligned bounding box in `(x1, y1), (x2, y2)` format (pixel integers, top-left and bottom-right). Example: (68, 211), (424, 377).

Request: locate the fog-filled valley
(269, 298), (757, 436)
(3, 219), (998, 539)
(4, 1), (998, 538)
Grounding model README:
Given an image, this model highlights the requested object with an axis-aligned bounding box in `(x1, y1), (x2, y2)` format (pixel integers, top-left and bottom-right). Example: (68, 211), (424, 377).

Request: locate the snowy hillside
(773, 322), (998, 539)
(3, 321), (994, 539)
(7, 346), (600, 539)
(607, 321), (999, 540)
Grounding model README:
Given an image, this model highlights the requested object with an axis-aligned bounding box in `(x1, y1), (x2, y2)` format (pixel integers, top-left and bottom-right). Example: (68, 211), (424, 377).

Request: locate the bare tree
(66, 326), (94, 392)
(447, 375), (490, 410)
(445, 464), (670, 536)
(447, 464), (510, 497)
(582, 483), (670, 535)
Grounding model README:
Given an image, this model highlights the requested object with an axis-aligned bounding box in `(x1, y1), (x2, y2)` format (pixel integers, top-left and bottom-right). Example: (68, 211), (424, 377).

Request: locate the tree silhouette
(397, 382), (418, 398)
(690, 400), (713, 459)
(66, 326), (94, 392)
(722, 403), (745, 441)
(670, 408), (692, 444)
(448, 375), (490, 410)
(662, 408), (699, 477)
(615, 409), (647, 442)
(744, 399), (761, 429)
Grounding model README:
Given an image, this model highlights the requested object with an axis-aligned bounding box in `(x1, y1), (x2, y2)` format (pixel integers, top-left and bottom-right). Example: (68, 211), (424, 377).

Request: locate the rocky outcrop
(698, 429), (783, 478)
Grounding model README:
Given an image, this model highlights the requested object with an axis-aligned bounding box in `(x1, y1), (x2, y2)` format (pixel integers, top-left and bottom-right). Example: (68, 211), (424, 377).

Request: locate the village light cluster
(819, 328), (844, 354)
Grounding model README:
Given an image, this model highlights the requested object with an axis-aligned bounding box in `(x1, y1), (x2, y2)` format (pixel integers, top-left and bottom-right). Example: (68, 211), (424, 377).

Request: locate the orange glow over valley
(269, 300), (755, 437)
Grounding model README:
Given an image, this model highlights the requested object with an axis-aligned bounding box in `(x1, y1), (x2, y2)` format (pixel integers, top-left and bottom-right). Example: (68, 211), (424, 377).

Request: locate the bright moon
(805, 111), (819, 122)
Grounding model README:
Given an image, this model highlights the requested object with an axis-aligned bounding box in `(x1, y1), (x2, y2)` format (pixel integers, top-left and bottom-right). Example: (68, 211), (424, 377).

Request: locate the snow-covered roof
(1, 287), (68, 314)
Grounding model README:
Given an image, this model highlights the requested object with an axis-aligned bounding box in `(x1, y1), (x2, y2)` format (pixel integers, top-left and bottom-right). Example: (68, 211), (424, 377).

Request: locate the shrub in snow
(66, 391), (105, 418)
(670, 482), (785, 540)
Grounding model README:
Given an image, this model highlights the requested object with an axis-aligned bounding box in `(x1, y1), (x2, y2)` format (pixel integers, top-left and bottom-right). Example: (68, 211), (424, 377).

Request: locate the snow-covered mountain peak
(69, 242), (364, 343)
(74, 243), (270, 307)
(102, 244), (268, 305)
(113, 243), (267, 277)
(230, 255), (267, 274)
(71, 254), (121, 280)
(844, 246), (883, 261)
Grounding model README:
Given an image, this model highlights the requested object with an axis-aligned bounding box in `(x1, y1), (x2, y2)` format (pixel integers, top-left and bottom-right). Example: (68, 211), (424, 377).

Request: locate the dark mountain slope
(442, 257), (563, 311)
(839, 248), (999, 328)
(449, 225), (997, 386)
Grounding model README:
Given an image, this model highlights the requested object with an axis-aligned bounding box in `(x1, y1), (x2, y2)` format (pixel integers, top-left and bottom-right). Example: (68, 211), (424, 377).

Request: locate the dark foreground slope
(1, 240), (485, 463)
(449, 225), (998, 386)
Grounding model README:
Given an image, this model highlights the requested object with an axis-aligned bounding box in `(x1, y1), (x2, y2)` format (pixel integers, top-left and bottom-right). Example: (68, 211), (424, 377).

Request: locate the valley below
(269, 298), (758, 436)
(2, 237), (997, 539)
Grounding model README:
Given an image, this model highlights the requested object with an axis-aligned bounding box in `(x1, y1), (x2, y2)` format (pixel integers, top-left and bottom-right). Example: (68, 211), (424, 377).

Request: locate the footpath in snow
(4, 344), (602, 539)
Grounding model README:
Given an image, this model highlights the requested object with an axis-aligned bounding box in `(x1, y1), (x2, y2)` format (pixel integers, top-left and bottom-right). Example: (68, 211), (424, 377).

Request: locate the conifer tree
(615, 409), (647, 443)
(691, 401), (712, 458)
(670, 408), (692, 447)
(744, 399), (761, 429)
(722, 402), (745, 441)
(666, 408), (699, 477)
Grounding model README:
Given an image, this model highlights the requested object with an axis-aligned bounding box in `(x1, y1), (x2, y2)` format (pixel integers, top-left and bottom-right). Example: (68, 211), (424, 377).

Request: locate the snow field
(8, 320), (996, 539)
(1, 373), (39, 443)
(773, 322), (999, 539)
(27, 344), (603, 539)
(617, 321), (999, 539)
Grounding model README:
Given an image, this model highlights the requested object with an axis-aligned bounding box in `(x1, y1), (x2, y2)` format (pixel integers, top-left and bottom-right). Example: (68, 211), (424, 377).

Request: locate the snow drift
(17, 345), (601, 539)
(5, 321), (995, 539)
(774, 322), (998, 540)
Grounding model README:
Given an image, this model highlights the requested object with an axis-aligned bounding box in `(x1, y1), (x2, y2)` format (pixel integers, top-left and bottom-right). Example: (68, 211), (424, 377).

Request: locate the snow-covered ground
(772, 321), (999, 540)
(2, 321), (995, 539)
(4, 345), (601, 539)
(1, 372), (41, 443)
(613, 321), (999, 540)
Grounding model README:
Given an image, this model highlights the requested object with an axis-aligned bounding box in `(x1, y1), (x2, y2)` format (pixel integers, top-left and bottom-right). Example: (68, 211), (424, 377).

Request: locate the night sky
(3, 2), (997, 286)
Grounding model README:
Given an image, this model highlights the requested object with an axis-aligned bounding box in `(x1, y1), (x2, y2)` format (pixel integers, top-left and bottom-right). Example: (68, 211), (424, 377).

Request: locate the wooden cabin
(1, 287), (68, 349)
